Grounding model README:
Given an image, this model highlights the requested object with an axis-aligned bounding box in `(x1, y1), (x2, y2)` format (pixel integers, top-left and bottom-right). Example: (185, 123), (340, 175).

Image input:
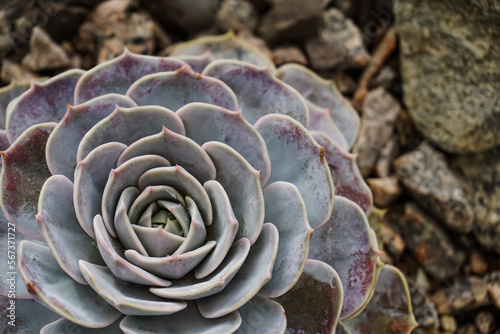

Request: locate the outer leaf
(0, 80), (30, 130)
(307, 100), (348, 151)
(120, 302), (242, 334)
(126, 67), (239, 112)
(18, 241), (121, 328)
(74, 50), (187, 104)
(203, 60), (309, 127)
(197, 223), (278, 319)
(274, 259), (343, 334)
(0, 122), (56, 241)
(313, 131), (373, 216)
(170, 31), (273, 69)
(0, 209), (32, 299)
(235, 295), (286, 334)
(177, 52), (213, 73)
(6, 69), (84, 142)
(276, 64), (360, 148)
(259, 181), (313, 298)
(344, 265), (418, 334)
(37, 175), (104, 285)
(255, 114), (334, 230)
(79, 261), (187, 316)
(177, 102), (271, 185)
(46, 94), (136, 180)
(0, 295), (60, 333)
(308, 196), (380, 319)
(41, 317), (123, 334)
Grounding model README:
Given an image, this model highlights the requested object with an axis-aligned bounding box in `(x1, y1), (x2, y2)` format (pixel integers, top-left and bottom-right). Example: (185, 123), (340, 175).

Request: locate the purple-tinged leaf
(177, 52), (214, 73)
(150, 238), (250, 300)
(0, 80), (31, 130)
(344, 265), (418, 334)
(138, 166), (213, 226)
(79, 261), (187, 316)
(74, 50), (187, 104)
(46, 94), (136, 180)
(255, 114), (334, 230)
(276, 64), (360, 148)
(274, 259), (343, 334)
(120, 302), (242, 334)
(18, 241), (121, 328)
(117, 126), (216, 184)
(77, 105), (185, 162)
(197, 223), (278, 319)
(235, 295), (286, 334)
(37, 175), (104, 285)
(308, 196), (380, 320)
(74, 142), (127, 238)
(177, 102), (271, 185)
(126, 67), (239, 112)
(93, 215), (171, 287)
(203, 60), (309, 127)
(6, 69), (84, 142)
(313, 131), (373, 216)
(0, 210), (35, 299)
(0, 122), (56, 241)
(170, 31), (273, 69)
(260, 181), (313, 298)
(202, 141), (264, 244)
(307, 101), (348, 151)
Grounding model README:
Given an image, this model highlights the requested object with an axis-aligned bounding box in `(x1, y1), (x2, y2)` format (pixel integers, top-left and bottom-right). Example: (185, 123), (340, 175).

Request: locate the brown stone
(407, 278), (440, 329)
(305, 8), (370, 70)
(330, 71), (357, 95)
(375, 134), (399, 178)
(470, 251), (488, 276)
(440, 315), (457, 332)
(380, 219), (405, 260)
(399, 203), (460, 280)
(1, 59), (36, 83)
(395, 0), (500, 153)
(366, 177), (402, 208)
(258, 0), (326, 42)
(216, 0), (258, 31)
(450, 147), (500, 254)
(475, 311), (496, 334)
(457, 324), (480, 334)
(353, 87), (401, 177)
(485, 271), (500, 310)
(0, 11), (12, 60)
(394, 142), (474, 233)
(21, 26), (69, 71)
(272, 46), (307, 67)
(431, 276), (490, 314)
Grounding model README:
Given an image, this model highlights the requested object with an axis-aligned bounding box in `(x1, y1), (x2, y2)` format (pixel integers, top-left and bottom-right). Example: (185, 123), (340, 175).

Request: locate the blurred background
(0, 1), (499, 333)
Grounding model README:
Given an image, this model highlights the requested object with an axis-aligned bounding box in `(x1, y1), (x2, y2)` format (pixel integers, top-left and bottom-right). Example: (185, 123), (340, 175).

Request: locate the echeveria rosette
(0, 32), (410, 333)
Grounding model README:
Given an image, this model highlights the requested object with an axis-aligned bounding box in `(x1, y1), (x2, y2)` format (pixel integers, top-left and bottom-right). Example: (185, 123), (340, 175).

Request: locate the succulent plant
(0, 32), (415, 333)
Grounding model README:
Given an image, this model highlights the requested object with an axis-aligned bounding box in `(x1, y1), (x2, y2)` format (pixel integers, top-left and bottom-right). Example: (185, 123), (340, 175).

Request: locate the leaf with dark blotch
(344, 265), (418, 334)
(274, 259), (343, 334)
(0, 122), (56, 241)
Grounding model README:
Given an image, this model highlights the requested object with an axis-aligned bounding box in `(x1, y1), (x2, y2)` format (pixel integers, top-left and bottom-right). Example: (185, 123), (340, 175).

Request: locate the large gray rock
(395, 0), (500, 153)
(450, 146), (500, 254)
